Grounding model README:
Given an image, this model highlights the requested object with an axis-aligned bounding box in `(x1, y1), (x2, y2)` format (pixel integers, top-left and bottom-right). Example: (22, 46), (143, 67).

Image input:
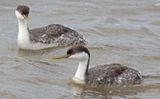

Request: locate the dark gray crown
(16, 5), (30, 16)
(67, 45), (90, 57)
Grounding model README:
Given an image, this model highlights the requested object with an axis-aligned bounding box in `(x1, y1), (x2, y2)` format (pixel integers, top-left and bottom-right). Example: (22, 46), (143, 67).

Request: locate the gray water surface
(0, 0), (160, 99)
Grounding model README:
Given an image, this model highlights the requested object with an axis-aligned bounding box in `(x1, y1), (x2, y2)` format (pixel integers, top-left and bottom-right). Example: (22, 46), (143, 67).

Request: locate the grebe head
(67, 46), (90, 61)
(51, 46), (91, 83)
(51, 46), (90, 61)
(15, 5), (30, 20)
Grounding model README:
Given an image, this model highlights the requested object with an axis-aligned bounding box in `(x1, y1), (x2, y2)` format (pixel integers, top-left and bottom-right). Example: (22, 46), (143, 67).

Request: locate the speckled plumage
(29, 24), (86, 46)
(64, 46), (143, 85)
(15, 5), (86, 50)
(86, 63), (142, 85)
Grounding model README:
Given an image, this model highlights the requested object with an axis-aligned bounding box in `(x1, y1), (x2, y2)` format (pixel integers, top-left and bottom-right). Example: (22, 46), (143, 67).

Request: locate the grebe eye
(22, 10), (29, 16)
(67, 49), (73, 55)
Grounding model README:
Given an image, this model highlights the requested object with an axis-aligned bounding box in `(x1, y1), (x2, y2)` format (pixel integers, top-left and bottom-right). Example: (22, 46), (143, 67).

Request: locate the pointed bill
(49, 54), (70, 60)
(23, 15), (28, 19)
(23, 15), (30, 21)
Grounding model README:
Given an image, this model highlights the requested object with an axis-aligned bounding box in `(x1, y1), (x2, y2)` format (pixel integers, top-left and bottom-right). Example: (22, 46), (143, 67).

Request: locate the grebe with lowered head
(51, 46), (143, 85)
(15, 5), (86, 50)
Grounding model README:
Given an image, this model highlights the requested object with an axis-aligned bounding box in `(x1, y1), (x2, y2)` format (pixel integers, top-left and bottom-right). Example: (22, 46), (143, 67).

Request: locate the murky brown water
(0, 0), (160, 99)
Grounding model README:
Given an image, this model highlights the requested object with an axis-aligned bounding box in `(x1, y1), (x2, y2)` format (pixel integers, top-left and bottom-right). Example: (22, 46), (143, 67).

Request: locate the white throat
(71, 53), (89, 84)
(17, 17), (30, 48)
(15, 10), (30, 49)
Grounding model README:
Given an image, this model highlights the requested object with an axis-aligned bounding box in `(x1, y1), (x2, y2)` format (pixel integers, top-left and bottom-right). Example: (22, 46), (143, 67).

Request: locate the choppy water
(0, 0), (160, 99)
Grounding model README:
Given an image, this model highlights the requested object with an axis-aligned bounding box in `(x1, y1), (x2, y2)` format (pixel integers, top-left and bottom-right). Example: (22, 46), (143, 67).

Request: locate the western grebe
(15, 5), (86, 50)
(51, 46), (143, 85)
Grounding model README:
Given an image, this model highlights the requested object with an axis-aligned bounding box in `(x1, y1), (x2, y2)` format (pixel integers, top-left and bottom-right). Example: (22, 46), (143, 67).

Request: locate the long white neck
(73, 59), (88, 82)
(17, 19), (30, 48)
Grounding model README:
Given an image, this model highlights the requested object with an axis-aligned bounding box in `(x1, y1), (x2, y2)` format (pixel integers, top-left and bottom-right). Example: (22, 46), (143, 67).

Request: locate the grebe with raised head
(15, 5), (86, 50)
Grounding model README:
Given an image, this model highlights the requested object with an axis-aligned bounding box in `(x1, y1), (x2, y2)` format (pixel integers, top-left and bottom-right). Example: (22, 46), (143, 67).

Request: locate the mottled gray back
(86, 63), (142, 85)
(29, 24), (86, 45)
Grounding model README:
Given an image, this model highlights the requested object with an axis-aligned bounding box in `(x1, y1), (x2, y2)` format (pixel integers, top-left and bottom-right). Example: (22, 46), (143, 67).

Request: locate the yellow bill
(49, 54), (70, 60)
(27, 16), (31, 21)
(23, 15), (30, 21)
